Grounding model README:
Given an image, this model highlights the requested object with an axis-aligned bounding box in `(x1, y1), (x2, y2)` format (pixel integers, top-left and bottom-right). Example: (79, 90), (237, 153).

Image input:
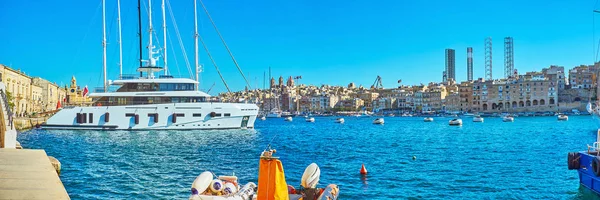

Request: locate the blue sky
(0, 0), (597, 94)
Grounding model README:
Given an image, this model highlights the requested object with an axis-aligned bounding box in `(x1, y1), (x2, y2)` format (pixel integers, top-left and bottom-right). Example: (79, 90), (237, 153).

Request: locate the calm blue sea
(17, 116), (600, 199)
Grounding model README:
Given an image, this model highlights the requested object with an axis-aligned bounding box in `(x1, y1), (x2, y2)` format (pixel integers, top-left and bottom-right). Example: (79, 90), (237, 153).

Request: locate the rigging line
(199, 0), (252, 89)
(69, 1), (102, 67)
(167, 0), (193, 78)
(199, 34), (231, 93)
(167, 31), (182, 76)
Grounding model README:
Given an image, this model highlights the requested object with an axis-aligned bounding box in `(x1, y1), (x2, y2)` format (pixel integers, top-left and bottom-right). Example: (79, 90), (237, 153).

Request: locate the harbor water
(17, 116), (600, 199)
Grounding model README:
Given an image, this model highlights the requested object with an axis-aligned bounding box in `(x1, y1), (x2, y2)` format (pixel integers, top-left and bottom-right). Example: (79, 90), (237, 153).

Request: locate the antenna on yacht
(102, 0), (107, 91)
(118, 0), (123, 79)
(194, 0), (200, 90)
(162, 0), (168, 75)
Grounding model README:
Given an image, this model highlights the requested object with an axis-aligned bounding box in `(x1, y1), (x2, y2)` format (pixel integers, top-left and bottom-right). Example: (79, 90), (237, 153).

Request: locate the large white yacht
(43, 67), (258, 130)
(42, 0), (258, 130)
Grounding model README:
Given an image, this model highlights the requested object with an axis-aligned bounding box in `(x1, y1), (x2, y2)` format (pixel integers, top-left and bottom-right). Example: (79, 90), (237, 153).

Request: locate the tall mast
(137, 0), (143, 76)
(102, 0), (107, 91)
(194, 0), (199, 90)
(117, 0), (123, 78)
(147, 0), (153, 65)
(162, 0), (167, 75)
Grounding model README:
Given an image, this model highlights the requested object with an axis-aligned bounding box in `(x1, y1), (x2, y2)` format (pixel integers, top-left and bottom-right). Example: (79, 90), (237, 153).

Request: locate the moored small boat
(260, 116), (266, 121)
(472, 115), (484, 122)
(335, 118), (344, 123)
(502, 116), (514, 122)
(305, 117), (315, 122)
(449, 118), (462, 126)
(424, 117), (434, 122)
(284, 116), (293, 122)
(557, 114), (568, 121)
(373, 118), (384, 125)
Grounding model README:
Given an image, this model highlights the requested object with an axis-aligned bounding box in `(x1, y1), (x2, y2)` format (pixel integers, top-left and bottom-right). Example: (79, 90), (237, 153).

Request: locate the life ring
(210, 112), (216, 117)
(567, 152), (580, 170)
(593, 156), (600, 176)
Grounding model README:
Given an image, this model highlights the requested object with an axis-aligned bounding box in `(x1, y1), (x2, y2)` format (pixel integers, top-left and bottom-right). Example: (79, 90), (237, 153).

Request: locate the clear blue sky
(0, 0), (598, 94)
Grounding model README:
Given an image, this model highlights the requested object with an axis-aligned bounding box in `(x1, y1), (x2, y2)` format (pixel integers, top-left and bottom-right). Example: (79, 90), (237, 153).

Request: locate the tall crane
(371, 75), (383, 90)
(293, 76), (302, 86)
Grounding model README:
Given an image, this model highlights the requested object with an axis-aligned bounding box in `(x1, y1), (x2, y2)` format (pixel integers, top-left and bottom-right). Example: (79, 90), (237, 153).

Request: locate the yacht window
(224, 113), (231, 117)
(89, 113), (93, 123)
(193, 113), (202, 117)
(125, 113), (136, 117)
(175, 113), (185, 117)
(215, 113), (222, 117)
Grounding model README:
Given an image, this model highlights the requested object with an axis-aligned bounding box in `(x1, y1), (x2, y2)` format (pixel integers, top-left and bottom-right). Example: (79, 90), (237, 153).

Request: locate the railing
(0, 89), (14, 130)
(118, 74), (191, 80)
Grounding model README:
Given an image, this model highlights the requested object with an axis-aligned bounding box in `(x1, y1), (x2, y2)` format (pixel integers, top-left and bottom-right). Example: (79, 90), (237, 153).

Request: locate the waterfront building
(65, 76), (92, 106)
(359, 92), (379, 110)
(32, 77), (66, 113)
(0, 65), (33, 116)
(444, 92), (461, 112)
(458, 81), (473, 112)
(30, 84), (43, 113)
(472, 74), (558, 113)
(569, 65), (597, 89)
(542, 65), (567, 90)
(426, 84), (447, 112)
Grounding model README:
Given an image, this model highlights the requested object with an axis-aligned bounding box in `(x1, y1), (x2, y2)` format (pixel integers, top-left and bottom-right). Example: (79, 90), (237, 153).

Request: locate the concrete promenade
(0, 148), (69, 199)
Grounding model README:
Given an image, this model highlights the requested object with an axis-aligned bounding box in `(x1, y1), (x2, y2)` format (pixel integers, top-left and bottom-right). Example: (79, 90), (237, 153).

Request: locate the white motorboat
(42, 1), (259, 130)
(557, 114), (568, 121)
(260, 116), (266, 121)
(266, 109), (282, 118)
(305, 117), (315, 122)
(335, 118), (345, 123)
(502, 116), (515, 122)
(373, 118), (384, 125)
(424, 117), (434, 122)
(449, 118), (462, 126)
(284, 116), (293, 122)
(472, 115), (484, 122)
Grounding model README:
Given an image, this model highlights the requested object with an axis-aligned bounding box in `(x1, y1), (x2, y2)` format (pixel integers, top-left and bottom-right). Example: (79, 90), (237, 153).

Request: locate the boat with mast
(42, 0), (258, 130)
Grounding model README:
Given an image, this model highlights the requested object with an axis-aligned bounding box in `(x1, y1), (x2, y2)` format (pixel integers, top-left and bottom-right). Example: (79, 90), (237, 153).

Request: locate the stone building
(32, 77), (65, 112)
(444, 92), (461, 112)
(65, 76), (92, 106)
(473, 74), (558, 113)
(0, 65), (32, 116)
(30, 84), (43, 113)
(569, 65), (596, 89)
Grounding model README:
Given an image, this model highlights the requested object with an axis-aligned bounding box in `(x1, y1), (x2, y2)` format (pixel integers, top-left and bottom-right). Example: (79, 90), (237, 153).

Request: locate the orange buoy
(360, 164), (368, 175)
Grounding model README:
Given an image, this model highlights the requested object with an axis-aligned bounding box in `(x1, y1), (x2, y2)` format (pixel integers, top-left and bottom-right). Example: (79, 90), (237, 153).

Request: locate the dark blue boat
(569, 132), (600, 194)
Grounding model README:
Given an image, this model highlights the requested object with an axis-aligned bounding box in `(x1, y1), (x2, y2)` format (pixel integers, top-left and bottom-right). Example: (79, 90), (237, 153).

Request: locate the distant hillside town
(220, 64), (599, 114)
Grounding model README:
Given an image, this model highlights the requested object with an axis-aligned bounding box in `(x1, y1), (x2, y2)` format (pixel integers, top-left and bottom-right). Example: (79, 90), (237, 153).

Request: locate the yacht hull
(42, 102), (259, 130)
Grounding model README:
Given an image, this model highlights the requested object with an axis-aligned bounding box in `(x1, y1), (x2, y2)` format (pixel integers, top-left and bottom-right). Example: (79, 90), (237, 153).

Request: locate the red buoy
(360, 164), (368, 174)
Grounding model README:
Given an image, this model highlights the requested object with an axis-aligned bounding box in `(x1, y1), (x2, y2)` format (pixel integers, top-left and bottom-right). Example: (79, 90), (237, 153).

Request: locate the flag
(82, 85), (89, 97)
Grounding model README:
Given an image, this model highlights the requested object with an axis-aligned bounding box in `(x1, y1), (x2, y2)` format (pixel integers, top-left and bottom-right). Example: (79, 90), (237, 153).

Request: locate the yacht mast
(117, 0), (123, 78)
(162, 0), (167, 75)
(147, 0), (153, 66)
(138, 0), (143, 74)
(102, 0), (107, 91)
(194, 0), (200, 90)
